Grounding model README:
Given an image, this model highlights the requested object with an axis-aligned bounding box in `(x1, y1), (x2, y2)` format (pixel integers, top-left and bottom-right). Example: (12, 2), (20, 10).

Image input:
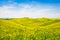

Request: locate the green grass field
(0, 18), (60, 40)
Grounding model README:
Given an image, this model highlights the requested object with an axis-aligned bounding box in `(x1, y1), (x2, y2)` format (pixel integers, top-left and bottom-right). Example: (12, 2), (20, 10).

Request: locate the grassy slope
(0, 18), (60, 40)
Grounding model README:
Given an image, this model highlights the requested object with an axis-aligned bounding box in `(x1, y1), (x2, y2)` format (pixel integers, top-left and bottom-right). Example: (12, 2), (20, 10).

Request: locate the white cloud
(0, 3), (60, 18)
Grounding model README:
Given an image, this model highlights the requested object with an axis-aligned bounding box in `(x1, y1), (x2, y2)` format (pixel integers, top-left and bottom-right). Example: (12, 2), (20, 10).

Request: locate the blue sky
(0, 0), (60, 18)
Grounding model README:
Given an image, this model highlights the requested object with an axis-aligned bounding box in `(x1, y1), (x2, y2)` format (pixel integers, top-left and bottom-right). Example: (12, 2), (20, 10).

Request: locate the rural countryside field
(0, 18), (60, 40)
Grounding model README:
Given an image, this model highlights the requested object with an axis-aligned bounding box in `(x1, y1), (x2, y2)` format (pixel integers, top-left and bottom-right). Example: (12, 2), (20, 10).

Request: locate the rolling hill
(0, 18), (60, 40)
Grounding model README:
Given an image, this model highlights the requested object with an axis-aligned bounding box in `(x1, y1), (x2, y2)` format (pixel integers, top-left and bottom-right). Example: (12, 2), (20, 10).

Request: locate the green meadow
(0, 18), (60, 40)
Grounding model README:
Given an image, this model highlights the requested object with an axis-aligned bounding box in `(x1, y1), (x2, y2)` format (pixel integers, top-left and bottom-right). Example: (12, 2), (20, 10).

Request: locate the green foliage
(0, 18), (60, 40)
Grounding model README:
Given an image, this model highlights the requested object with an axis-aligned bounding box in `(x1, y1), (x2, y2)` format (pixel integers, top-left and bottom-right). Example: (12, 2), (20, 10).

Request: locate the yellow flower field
(0, 18), (60, 40)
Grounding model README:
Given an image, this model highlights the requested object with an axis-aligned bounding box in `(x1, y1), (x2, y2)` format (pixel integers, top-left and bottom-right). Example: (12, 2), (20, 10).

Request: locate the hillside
(0, 18), (60, 40)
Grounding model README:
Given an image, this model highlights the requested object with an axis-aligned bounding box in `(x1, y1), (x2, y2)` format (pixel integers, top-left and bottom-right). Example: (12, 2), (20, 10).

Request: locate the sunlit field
(0, 18), (60, 40)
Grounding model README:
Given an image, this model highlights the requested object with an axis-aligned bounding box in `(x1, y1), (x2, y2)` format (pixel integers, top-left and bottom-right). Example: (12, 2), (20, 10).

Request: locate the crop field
(0, 18), (60, 40)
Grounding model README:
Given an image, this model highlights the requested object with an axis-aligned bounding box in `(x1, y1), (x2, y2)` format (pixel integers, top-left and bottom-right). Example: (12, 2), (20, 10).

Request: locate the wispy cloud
(0, 3), (60, 18)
